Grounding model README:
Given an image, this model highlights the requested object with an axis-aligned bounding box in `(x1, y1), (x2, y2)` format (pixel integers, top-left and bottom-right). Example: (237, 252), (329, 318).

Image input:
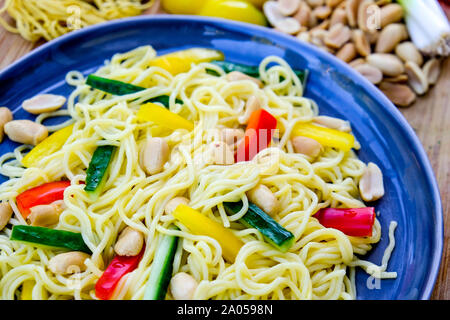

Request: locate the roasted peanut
(170, 272), (198, 300)
(379, 82), (416, 107)
(274, 18), (302, 34)
(221, 128), (245, 146)
(0, 202), (13, 231)
(330, 8), (347, 27)
(264, 1), (285, 26)
(313, 116), (351, 132)
(308, 11), (319, 28)
(365, 30), (379, 45)
(139, 137), (170, 175)
(247, 184), (279, 215)
(326, 0), (344, 7)
(310, 28), (328, 47)
(238, 95), (261, 124)
(349, 58), (366, 68)
(336, 43), (357, 63)
(28, 201), (65, 227)
(379, 3), (403, 28)
(114, 226), (144, 256)
(293, 1), (312, 27)
(336, 0), (348, 9)
(354, 64), (383, 84)
(375, 0), (392, 5)
(358, 0), (379, 32)
(346, 0), (362, 27)
(165, 197), (189, 215)
(375, 23), (408, 53)
(405, 61), (429, 95)
(395, 42), (423, 66)
(383, 74), (408, 83)
(324, 23), (351, 49)
(22, 94), (66, 115)
(307, 0), (325, 8)
(359, 162), (384, 202)
(226, 71), (263, 88)
(366, 53), (404, 76)
(4, 120), (48, 145)
(0, 107), (13, 143)
(210, 141), (235, 165)
(291, 136), (322, 158)
(313, 5), (332, 19)
(422, 59), (441, 85)
(296, 31), (311, 42)
(352, 29), (371, 57)
(48, 251), (90, 275)
(278, 0), (301, 16)
(311, 19), (330, 31)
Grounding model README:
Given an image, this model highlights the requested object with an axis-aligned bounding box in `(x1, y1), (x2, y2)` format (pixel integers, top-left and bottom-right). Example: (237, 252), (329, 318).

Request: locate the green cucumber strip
(10, 225), (91, 253)
(208, 60), (309, 87)
(84, 145), (115, 200)
(143, 227), (179, 300)
(223, 201), (294, 252)
(85, 75), (182, 107)
(209, 60), (260, 77)
(86, 74), (145, 95)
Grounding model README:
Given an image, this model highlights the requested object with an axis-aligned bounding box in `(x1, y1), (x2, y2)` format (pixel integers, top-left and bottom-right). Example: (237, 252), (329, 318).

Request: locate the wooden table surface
(0, 1), (448, 300)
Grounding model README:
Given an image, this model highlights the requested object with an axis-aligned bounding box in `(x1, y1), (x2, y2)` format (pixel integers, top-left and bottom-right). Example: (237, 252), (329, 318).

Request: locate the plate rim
(0, 14), (444, 300)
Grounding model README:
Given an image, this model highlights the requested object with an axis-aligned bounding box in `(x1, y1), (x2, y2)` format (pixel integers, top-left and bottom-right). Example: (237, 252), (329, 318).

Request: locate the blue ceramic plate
(0, 15), (443, 300)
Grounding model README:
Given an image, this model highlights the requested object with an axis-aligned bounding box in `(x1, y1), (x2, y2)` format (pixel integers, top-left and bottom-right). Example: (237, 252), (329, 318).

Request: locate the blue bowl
(0, 15), (443, 300)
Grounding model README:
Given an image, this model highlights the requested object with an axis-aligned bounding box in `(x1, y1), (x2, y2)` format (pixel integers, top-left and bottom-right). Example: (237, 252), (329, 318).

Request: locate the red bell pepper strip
(16, 180), (71, 218)
(95, 247), (145, 300)
(313, 207), (375, 237)
(235, 109), (277, 162)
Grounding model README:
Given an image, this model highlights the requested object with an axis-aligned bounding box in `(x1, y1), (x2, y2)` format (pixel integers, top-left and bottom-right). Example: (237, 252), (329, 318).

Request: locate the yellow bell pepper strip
(22, 124), (74, 168)
(149, 48), (224, 75)
(161, 0), (207, 14)
(20, 280), (34, 300)
(137, 103), (194, 131)
(172, 204), (244, 263)
(292, 122), (355, 152)
(198, 0), (267, 26)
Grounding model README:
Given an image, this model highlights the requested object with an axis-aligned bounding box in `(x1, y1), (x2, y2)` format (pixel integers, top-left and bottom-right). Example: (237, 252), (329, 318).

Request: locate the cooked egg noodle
(0, 0), (154, 42)
(0, 46), (397, 300)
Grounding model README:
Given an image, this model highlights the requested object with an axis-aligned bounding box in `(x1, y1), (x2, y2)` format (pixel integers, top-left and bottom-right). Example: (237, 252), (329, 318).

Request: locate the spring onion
(398, 0), (450, 56)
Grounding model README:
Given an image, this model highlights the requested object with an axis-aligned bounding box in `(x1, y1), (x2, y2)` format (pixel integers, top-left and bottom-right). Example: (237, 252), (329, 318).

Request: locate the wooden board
(0, 1), (448, 299)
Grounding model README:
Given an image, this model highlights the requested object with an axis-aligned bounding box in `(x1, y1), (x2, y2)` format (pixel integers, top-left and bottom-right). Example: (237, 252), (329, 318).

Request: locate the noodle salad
(0, 46), (397, 300)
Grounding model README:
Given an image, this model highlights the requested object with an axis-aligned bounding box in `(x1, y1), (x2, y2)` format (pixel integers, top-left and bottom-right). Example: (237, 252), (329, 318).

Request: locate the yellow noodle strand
(0, 46), (397, 300)
(0, 0), (154, 42)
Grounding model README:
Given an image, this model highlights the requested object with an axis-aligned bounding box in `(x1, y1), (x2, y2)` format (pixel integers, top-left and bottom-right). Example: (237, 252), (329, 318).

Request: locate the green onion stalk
(397, 0), (450, 56)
